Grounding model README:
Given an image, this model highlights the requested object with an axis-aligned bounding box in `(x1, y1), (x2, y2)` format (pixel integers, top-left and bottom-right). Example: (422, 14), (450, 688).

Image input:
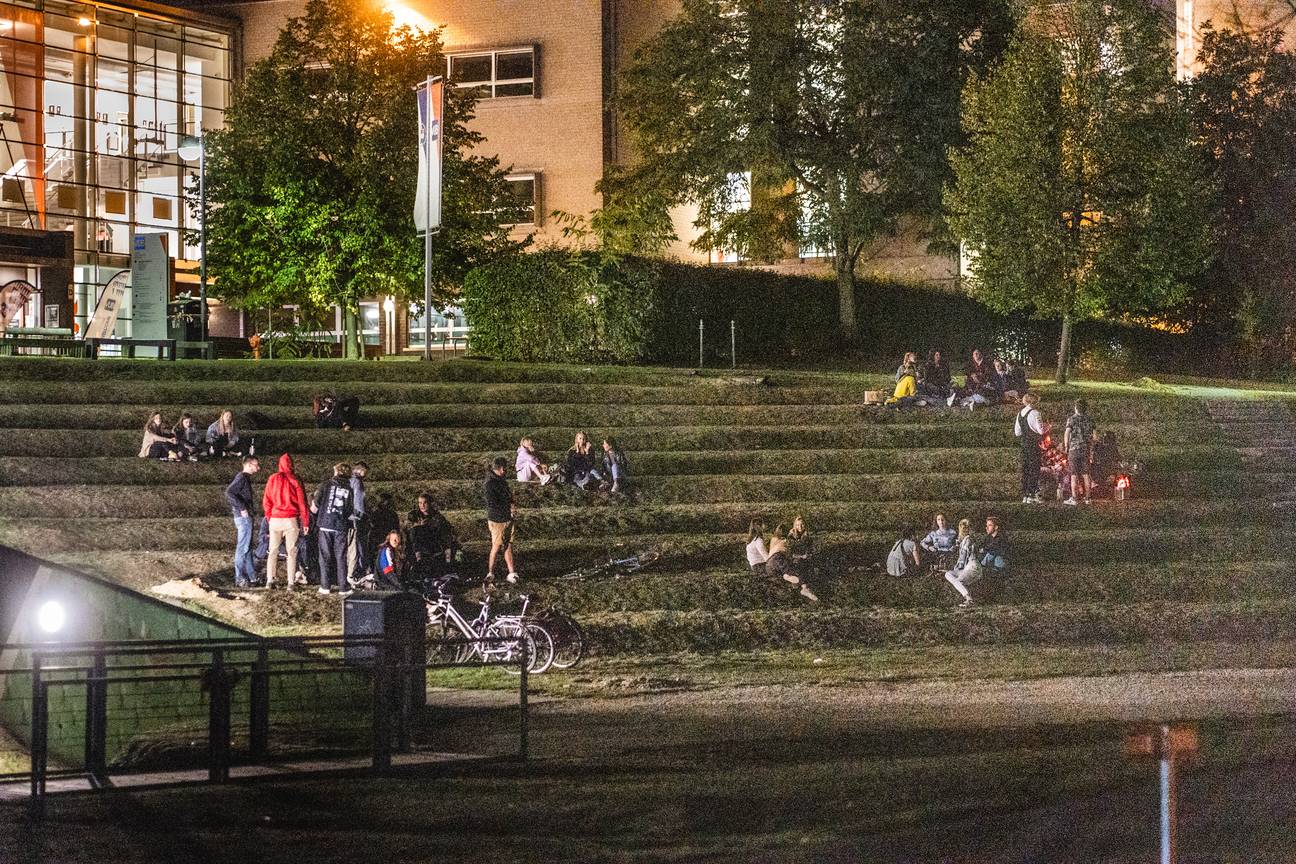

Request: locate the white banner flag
(414, 76), (444, 234)
(84, 270), (131, 340)
(0, 279), (33, 336)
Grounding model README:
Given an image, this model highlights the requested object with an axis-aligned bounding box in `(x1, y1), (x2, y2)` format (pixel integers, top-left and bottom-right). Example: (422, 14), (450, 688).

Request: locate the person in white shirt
(745, 520), (768, 572)
(1014, 392), (1047, 503)
(920, 512), (958, 566)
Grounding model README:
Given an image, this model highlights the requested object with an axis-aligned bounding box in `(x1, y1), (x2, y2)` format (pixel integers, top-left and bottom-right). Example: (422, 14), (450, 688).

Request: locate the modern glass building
(0, 0), (230, 335)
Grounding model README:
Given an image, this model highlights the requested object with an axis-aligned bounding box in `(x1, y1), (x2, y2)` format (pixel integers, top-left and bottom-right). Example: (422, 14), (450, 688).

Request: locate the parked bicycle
(423, 576), (553, 674)
(550, 548), (662, 582)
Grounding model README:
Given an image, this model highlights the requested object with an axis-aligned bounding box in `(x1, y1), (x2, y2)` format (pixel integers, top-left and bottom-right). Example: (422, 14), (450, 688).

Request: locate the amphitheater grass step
(579, 600), (1296, 654)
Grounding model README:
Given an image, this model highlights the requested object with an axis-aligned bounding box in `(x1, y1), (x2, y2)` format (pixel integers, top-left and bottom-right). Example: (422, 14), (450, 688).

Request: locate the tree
(1189, 26), (1296, 375)
(946, 0), (1211, 383)
(614, 0), (1012, 345)
(199, 0), (525, 358)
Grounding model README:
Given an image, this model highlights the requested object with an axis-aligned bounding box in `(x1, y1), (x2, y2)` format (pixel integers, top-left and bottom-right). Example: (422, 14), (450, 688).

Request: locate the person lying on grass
(312, 392), (360, 431)
(745, 519), (769, 572)
(515, 436), (554, 485)
(139, 412), (190, 461)
(766, 524), (818, 602)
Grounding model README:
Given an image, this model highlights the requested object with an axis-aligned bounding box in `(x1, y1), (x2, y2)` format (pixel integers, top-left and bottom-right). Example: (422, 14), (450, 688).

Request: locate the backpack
(886, 539), (911, 577)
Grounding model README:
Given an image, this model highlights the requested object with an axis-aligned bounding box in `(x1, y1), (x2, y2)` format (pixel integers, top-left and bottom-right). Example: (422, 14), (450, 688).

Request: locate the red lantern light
(1116, 475), (1131, 489)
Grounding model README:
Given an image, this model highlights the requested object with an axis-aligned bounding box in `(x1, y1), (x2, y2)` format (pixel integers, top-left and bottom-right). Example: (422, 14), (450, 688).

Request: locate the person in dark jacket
(346, 462), (369, 584)
(366, 492), (401, 560)
(980, 516), (1008, 572)
(920, 350), (952, 399)
(313, 392), (361, 431)
(313, 462), (355, 594)
(224, 456), (261, 588)
(484, 457), (518, 583)
(408, 493), (460, 581)
(172, 413), (204, 460)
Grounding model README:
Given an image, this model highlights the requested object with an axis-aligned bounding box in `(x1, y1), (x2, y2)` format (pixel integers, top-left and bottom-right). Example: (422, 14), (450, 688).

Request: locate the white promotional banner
(414, 76), (444, 234)
(0, 279), (34, 336)
(84, 270), (131, 340)
(129, 232), (170, 341)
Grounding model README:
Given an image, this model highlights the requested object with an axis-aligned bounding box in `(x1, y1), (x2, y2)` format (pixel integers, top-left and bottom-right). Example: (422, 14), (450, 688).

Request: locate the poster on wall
(129, 232), (170, 342)
(0, 279), (34, 337)
(44, 304), (59, 329)
(84, 270), (131, 340)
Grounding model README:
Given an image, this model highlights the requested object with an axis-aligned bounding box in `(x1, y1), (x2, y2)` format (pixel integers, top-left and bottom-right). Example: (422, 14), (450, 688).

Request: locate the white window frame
(447, 46), (537, 99)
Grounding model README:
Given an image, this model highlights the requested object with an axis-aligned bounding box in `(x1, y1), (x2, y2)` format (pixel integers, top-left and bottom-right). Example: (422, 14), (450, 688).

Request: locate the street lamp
(178, 133), (207, 343)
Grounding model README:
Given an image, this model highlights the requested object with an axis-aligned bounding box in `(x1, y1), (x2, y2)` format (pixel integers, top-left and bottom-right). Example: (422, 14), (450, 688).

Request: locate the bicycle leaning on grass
(423, 576), (554, 674)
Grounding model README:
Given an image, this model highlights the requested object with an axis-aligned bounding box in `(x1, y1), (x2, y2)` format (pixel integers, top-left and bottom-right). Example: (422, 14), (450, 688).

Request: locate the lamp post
(178, 133), (207, 343)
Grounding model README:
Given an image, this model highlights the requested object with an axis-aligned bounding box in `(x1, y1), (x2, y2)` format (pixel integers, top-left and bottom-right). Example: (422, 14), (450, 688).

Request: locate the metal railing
(1, 632), (529, 818)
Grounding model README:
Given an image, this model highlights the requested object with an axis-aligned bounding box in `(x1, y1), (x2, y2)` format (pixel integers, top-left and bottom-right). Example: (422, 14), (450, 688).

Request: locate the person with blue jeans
(224, 456), (261, 588)
(597, 437), (630, 494)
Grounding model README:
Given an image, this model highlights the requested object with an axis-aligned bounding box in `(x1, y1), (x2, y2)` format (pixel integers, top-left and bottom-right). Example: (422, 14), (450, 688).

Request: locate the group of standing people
(1018, 396), (1122, 505)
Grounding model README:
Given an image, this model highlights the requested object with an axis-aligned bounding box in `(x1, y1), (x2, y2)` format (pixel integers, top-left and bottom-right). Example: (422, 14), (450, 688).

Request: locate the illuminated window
(448, 47), (536, 98)
(501, 173), (537, 225)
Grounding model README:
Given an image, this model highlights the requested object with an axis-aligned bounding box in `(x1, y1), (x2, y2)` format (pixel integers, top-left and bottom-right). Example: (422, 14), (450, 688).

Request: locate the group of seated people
(514, 433), (631, 494)
(745, 517), (818, 602)
(886, 348), (1028, 410)
(886, 513), (1008, 608)
(139, 409), (254, 461)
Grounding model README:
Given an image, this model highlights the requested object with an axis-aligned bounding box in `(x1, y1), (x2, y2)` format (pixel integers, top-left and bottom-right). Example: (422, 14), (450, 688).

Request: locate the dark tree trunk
(1055, 313), (1073, 384)
(834, 251), (858, 345)
(343, 306), (360, 360)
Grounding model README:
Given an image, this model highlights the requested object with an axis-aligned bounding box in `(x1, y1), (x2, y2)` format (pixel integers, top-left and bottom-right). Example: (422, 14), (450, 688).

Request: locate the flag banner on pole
(415, 76), (444, 234)
(84, 270), (131, 340)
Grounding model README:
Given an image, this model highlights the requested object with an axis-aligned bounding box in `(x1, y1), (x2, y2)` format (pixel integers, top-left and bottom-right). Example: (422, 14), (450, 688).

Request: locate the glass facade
(0, 0), (230, 333)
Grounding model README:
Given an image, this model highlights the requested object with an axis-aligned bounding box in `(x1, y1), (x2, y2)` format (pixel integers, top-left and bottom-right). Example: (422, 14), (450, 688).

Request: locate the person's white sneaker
(506, 572), (519, 584)
(946, 392), (957, 407)
(958, 598), (974, 608)
(540, 474), (553, 486)
(318, 586), (330, 595)
(1063, 497), (1078, 506)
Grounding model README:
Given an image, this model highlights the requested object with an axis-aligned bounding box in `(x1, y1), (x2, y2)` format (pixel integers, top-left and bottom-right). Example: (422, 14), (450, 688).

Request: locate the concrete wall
(0, 545), (368, 768)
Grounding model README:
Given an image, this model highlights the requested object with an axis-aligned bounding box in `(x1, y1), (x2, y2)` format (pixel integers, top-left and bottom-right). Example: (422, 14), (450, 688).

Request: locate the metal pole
(1160, 725), (1176, 864)
(698, 319), (704, 369)
(518, 638), (529, 761)
(250, 646), (269, 762)
(422, 76), (433, 362)
(199, 137), (208, 344)
(730, 319), (736, 369)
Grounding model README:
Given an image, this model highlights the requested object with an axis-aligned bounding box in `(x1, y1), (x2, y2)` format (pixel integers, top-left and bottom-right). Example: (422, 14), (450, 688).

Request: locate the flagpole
(423, 74), (433, 362)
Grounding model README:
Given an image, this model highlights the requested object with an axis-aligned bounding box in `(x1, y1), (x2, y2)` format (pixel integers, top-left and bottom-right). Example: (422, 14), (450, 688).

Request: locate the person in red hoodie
(262, 453), (310, 588)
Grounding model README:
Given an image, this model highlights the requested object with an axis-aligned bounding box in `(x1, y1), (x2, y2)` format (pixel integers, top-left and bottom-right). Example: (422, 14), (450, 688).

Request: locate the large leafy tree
(946, 0), (1211, 383)
(1189, 26), (1296, 375)
(199, 0), (525, 357)
(614, 0), (1012, 345)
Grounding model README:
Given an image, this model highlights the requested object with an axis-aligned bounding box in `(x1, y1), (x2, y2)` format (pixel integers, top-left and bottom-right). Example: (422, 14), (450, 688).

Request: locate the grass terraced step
(0, 355), (1290, 660)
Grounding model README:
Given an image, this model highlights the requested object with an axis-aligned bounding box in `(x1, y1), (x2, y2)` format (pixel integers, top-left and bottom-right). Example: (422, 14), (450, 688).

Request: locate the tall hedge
(464, 253), (1218, 374)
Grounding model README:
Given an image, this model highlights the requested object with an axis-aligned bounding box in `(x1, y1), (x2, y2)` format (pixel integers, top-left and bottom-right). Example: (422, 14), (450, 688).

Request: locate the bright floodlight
(177, 134), (203, 162)
(36, 600), (65, 634)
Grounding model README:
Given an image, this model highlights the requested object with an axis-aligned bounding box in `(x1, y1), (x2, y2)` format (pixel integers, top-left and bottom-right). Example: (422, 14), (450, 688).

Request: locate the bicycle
(423, 577), (553, 674)
(550, 548), (662, 582)
(535, 607), (585, 669)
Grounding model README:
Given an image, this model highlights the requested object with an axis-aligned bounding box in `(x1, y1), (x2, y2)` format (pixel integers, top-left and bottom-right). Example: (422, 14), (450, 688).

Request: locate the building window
(448, 47), (536, 98)
(359, 300), (379, 346)
(502, 173), (538, 226)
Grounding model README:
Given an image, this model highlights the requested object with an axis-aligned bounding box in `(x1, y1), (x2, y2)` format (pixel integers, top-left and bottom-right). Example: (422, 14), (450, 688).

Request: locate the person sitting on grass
(565, 431), (598, 490)
(172, 412), (204, 460)
(943, 518), (981, 608)
(515, 436), (553, 485)
(745, 520), (769, 572)
(207, 409), (254, 457)
(596, 437), (630, 494)
(885, 526), (921, 576)
(766, 524), (818, 602)
(374, 530), (409, 591)
(886, 359), (919, 408)
(1063, 399), (1096, 506)
(312, 392), (360, 431)
(407, 493), (460, 580)
(920, 513), (958, 565)
(979, 516), (1008, 573)
(139, 412), (188, 461)
(895, 351), (919, 381)
(948, 348), (996, 410)
(920, 350), (952, 400)
(1003, 358), (1028, 400)
(787, 515), (813, 562)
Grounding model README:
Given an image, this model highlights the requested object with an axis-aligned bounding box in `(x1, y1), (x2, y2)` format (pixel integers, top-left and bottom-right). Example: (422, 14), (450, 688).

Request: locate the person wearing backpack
(1014, 392), (1046, 504)
(313, 462), (356, 594)
(885, 526), (921, 576)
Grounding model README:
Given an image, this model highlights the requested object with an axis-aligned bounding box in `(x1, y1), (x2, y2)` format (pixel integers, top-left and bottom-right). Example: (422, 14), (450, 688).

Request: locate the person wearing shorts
(1063, 399), (1096, 505)
(484, 457), (519, 584)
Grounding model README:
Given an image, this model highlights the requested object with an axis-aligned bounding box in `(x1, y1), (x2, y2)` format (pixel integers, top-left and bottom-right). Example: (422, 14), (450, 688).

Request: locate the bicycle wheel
(525, 623), (555, 675)
(484, 619), (536, 675)
(426, 618), (470, 665)
(546, 613), (585, 670)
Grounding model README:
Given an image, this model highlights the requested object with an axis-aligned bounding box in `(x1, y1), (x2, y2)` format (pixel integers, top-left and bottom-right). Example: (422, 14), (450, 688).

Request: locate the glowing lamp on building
(36, 600), (66, 635)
